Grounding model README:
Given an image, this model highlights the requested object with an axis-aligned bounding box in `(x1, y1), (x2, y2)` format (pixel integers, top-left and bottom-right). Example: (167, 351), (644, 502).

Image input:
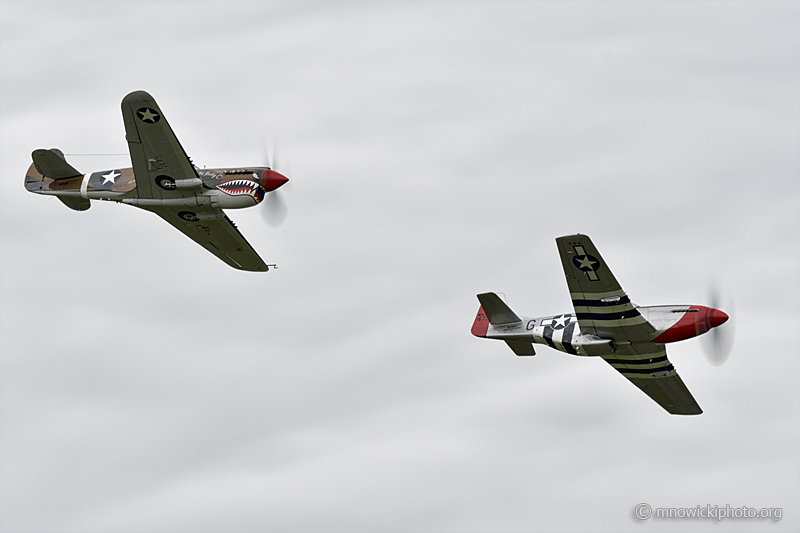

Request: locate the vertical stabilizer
(473, 293), (535, 355)
(471, 306), (489, 337)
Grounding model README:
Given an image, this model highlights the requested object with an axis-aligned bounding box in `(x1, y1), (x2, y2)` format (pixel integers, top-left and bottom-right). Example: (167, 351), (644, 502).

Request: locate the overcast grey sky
(1, 1), (798, 532)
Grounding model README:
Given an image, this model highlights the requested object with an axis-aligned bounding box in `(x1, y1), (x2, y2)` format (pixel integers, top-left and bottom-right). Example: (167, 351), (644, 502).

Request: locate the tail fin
(32, 149), (82, 180)
(471, 306), (490, 337)
(472, 293), (536, 355)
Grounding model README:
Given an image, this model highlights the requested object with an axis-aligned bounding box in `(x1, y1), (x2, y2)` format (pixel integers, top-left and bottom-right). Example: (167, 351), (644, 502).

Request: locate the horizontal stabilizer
(32, 149), (82, 180)
(477, 292), (522, 325)
(505, 340), (536, 356)
(57, 196), (91, 211)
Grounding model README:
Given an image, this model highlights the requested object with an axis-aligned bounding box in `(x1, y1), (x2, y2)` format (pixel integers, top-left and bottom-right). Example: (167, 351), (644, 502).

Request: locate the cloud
(1, 1), (798, 532)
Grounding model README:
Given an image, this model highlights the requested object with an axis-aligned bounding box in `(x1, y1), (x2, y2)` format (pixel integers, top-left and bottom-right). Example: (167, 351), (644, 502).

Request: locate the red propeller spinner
(707, 308), (729, 328)
(261, 169), (289, 192)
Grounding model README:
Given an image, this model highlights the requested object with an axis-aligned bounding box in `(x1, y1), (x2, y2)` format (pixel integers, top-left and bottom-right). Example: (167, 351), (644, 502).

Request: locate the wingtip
(122, 90), (155, 103)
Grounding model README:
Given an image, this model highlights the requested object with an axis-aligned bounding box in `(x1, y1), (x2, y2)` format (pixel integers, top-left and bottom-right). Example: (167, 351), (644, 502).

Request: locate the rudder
(471, 306), (489, 337)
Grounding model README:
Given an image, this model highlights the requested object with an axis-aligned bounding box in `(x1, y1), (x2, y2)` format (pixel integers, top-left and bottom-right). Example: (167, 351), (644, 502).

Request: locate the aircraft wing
(121, 91), (268, 272)
(556, 234), (655, 343)
(603, 342), (702, 415)
(121, 90), (198, 200)
(147, 206), (269, 272)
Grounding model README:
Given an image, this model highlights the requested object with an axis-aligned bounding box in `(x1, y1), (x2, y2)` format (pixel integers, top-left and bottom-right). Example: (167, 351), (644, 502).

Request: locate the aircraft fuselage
(24, 162), (287, 212)
(471, 304), (728, 357)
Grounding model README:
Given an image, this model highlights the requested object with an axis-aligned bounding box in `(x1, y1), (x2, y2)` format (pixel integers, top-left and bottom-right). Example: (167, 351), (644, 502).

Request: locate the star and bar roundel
(542, 314), (573, 330)
(572, 245), (600, 281)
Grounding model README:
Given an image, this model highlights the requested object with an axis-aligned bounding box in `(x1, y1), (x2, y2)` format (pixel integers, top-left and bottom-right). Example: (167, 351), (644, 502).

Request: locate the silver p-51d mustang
(472, 234), (731, 415)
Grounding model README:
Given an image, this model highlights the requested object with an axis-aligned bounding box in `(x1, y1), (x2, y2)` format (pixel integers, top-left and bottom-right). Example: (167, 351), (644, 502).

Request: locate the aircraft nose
(262, 169), (289, 192)
(707, 308), (729, 328)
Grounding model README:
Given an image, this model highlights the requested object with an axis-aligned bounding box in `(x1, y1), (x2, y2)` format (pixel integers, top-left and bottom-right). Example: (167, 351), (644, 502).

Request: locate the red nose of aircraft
(262, 169), (289, 192)
(707, 308), (729, 328)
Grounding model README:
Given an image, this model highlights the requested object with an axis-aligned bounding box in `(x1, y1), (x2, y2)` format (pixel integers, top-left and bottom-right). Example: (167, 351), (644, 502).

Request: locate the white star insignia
(576, 256), (597, 270)
(553, 315), (570, 328)
(139, 108), (159, 122)
(102, 170), (120, 185)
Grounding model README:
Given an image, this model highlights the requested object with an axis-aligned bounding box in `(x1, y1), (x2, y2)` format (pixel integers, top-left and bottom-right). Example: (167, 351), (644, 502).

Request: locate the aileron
(151, 207), (269, 272)
(603, 343), (702, 415)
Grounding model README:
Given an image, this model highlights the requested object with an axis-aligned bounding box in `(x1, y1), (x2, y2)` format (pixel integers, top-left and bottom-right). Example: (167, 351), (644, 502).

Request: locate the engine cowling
(651, 306), (729, 344)
(213, 180), (266, 209)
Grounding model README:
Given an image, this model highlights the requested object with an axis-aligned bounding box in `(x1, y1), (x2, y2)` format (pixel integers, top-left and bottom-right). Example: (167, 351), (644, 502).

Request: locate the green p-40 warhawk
(24, 91), (288, 271)
(472, 234), (733, 415)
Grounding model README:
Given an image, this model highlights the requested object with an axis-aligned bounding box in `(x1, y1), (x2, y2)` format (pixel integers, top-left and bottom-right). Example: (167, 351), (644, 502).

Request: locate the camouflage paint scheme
(471, 234), (729, 415)
(24, 91), (288, 272)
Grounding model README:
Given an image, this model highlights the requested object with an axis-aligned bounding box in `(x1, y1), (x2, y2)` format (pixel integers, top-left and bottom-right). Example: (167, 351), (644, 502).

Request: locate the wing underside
(603, 342), (702, 415)
(556, 234), (655, 343)
(554, 235), (700, 414)
(121, 90), (198, 200)
(149, 207), (269, 271)
(120, 90), (269, 271)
